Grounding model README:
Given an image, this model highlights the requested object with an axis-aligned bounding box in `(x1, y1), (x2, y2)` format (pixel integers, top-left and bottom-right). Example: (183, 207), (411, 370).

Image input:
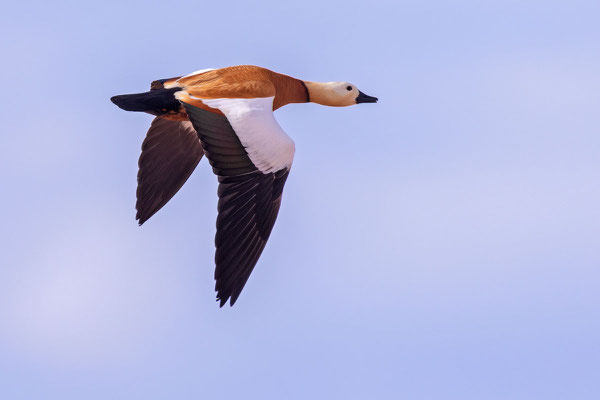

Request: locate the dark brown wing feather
(136, 117), (204, 225)
(215, 170), (289, 306)
(150, 76), (182, 90)
(182, 102), (290, 307)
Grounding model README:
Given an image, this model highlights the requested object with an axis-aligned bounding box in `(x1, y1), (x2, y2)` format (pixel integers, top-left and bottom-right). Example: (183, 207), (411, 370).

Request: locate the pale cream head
(304, 81), (359, 107)
(304, 81), (378, 107)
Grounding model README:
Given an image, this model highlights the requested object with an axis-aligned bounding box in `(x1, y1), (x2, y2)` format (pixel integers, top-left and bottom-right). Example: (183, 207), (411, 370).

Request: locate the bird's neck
(270, 72), (310, 110)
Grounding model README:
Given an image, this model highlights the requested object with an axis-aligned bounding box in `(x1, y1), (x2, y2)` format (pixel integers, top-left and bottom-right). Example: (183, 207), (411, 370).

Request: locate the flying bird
(111, 65), (377, 306)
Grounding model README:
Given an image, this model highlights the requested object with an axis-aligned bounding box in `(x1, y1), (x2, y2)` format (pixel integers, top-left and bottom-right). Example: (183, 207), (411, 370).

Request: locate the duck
(111, 65), (378, 307)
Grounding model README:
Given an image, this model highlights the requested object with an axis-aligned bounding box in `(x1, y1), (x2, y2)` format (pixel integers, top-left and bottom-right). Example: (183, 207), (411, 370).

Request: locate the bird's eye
(346, 86), (352, 91)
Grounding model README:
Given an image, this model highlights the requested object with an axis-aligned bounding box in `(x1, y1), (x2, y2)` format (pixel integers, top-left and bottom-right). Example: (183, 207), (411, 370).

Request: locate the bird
(111, 65), (377, 306)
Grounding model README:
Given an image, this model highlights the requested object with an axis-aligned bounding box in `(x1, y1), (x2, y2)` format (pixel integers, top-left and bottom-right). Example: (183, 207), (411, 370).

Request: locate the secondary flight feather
(111, 65), (378, 306)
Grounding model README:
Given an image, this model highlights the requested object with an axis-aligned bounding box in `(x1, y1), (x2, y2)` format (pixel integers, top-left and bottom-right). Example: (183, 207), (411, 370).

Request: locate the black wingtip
(218, 296), (228, 308)
(217, 293), (238, 308)
(135, 212), (148, 226)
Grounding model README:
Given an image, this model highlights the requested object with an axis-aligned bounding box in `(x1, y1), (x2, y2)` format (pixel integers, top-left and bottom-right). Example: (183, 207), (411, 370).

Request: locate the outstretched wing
(181, 96), (294, 306)
(136, 117), (204, 225)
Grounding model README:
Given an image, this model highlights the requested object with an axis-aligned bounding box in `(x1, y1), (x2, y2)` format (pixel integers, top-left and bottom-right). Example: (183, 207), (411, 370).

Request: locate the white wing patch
(181, 68), (216, 78)
(164, 68), (216, 88)
(194, 96), (295, 173)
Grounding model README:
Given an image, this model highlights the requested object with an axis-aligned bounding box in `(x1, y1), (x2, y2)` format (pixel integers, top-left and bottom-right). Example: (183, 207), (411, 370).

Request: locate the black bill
(356, 90), (378, 104)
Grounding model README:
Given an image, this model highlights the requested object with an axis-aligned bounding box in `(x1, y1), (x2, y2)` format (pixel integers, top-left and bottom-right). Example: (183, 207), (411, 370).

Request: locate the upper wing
(181, 96), (294, 306)
(136, 117), (204, 225)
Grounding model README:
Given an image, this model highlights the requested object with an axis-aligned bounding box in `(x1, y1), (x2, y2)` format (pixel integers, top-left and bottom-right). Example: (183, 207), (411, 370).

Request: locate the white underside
(193, 96), (295, 173)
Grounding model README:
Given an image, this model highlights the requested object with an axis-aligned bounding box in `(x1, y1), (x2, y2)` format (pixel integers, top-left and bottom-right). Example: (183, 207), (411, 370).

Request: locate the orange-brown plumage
(154, 66), (309, 119)
(176, 66), (307, 108)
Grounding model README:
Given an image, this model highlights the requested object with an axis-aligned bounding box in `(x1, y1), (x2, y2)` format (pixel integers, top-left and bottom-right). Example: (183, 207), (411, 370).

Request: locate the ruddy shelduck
(111, 65), (377, 306)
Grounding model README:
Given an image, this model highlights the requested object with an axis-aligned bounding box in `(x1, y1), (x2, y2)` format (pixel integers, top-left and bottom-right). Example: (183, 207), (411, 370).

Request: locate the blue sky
(1, 1), (599, 398)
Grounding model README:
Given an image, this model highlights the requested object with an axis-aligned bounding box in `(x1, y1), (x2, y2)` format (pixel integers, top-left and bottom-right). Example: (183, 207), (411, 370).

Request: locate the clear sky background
(1, 1), (599, 399)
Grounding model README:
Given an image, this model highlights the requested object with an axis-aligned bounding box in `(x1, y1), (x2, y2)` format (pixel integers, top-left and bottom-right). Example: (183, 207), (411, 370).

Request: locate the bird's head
(304, 81), (378, 107)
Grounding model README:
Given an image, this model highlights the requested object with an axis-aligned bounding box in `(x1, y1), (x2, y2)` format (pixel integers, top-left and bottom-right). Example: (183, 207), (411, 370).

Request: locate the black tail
(110, 87), (182, 115)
